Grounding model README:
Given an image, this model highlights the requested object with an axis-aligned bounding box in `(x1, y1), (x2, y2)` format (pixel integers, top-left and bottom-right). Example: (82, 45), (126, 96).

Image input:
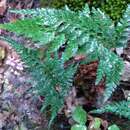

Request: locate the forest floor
(0, 0), (130, 130)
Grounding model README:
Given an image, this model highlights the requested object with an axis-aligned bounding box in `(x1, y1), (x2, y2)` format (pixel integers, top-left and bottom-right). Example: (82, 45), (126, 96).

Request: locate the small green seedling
(108, 124), (120, 130)
(71, 106), (87, 130)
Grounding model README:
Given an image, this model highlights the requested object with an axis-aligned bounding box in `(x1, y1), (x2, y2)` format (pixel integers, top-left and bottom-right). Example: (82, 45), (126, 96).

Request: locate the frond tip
(91, 100), (130, 120)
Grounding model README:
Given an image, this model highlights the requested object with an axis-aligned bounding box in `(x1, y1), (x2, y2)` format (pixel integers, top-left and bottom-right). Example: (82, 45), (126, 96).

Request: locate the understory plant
(40, 0), (86, 11)
(71, 106), (120, 130)
(0, 4), (130, 128)
(40, 0), (129, 22)
(89, 0), (128, 22)
(71, 106), (87, 130)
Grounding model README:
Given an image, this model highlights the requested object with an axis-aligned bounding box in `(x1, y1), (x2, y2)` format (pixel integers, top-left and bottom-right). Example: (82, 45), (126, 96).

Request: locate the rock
(116, 47), (123, 56)
(121, 61), (130, 81)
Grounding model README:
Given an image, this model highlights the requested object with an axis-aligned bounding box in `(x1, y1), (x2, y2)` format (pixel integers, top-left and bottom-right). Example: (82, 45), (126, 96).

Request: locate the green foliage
(0, 36), (40, 70)
(8, 4), (130, 48)
(71, 106), (120, 130)
(89, 0), (104, 7)
(101, 0), (128, 22)
(72, 106), (87, 125)
(1, 4), (130, 126)
(34, 54), (77, 126)
(7, 5), (130, 102)
(90, 0), (128, 22)
(0, 36), (77, 126)
(40, 0), (86, 11)
(91, 100), (130, 120)
(71, 106), (87, 130)
(71, 124), (87, 130)
(0, 19), (55, 44)
(108, 124), (120, 130)
(40, 0), (130, 22)
(92, 118), (102, 129)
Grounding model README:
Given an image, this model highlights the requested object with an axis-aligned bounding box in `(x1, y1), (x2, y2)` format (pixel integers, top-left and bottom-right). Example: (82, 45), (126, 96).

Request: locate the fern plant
(0, 36), (77, 126)
(32, 54), (77, 126)
(0, 4), (130, 126)
(5, 4), (130, 100)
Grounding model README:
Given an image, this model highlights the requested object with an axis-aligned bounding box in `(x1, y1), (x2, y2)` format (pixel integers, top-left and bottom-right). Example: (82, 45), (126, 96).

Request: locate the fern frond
(0, 19), (56, 44)
(115, 5), (130, 47)
(95, 47), (124, 102)
(7, 5), (130, 49)
(32, 54), (77, 125)
(3, 5), (127, 54)
(80, 41), (124, 101)
(7, 5), (118, 49)
(91, 100), (130, 120)
(0, 36), (40, 69)
(1, 4), (127, 102)
(0, 35), (77, 125)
